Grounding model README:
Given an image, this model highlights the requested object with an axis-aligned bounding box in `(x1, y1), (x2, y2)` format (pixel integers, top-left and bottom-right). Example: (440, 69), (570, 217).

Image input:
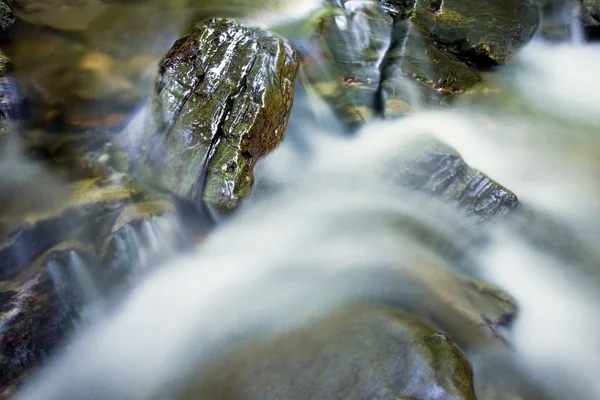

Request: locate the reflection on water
(2, 1), (600, 399)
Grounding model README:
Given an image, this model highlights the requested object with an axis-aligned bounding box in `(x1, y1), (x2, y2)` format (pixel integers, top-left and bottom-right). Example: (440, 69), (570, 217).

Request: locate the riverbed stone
(139, 18), (298, 212)
(410, 0), (539, 67)
(0, 1), (14, 32)
(393, 136), (518, 221)
(380, 20), (480, 117)
(0, 242), (93, 395)
(182, 305), (477, 400)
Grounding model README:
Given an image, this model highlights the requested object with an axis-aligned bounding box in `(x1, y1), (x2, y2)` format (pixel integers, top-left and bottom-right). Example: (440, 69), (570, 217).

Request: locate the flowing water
(2, 1), (600, 399)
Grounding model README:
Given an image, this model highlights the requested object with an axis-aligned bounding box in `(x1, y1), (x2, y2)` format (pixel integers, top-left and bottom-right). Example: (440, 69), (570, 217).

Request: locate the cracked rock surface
(139, 18), (298, 212)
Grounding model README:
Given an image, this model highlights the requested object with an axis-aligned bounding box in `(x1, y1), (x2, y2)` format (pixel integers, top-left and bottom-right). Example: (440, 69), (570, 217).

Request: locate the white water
(16, 25), (600, 400)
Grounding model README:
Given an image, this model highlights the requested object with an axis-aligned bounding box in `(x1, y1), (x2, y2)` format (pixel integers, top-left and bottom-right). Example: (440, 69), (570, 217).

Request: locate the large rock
(138, 18), (298, 212)
(303, 0), (536, 124)
(181, 305), (477, 400)
(410, 0), (539, 66)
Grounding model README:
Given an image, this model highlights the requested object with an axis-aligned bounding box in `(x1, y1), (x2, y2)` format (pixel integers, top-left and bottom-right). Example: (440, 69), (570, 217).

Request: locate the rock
(0, 52), (9, 77)
(395, 137), (518, 221)
(303, 0), (533, 124)
(0, 242), (93, 396)
(581, 0), (600, 26)
(305, 0), (393, 125)
(0, 1), (14, 32)
(181, 305), (477, 400)
(139, 18), (298, 212)
(0, 175), (184, 394)
(411, 0), (539, 67)
(380, 20), (480, 117)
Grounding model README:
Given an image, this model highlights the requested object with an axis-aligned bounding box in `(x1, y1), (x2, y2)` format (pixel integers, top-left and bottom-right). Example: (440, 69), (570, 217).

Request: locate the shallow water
(4, 1), (600, 399)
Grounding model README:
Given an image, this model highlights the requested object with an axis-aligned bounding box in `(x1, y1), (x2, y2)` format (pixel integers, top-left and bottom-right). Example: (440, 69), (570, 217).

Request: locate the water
(4, 1), (600, 399)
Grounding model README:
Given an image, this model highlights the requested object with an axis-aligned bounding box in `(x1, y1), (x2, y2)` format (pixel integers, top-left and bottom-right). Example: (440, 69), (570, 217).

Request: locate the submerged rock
(182, 305), (477, 400)
(139, 18), (298, 212)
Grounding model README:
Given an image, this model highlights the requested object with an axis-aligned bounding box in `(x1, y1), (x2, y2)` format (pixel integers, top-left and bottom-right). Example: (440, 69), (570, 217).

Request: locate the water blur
(3, 1), (600, 399)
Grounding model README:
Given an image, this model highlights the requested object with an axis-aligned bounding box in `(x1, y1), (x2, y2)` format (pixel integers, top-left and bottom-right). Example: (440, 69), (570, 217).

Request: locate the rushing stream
(1, 0), (600, 399)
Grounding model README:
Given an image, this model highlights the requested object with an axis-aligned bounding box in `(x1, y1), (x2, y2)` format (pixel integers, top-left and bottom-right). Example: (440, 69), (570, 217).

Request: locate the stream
(1, 0), (600, 399)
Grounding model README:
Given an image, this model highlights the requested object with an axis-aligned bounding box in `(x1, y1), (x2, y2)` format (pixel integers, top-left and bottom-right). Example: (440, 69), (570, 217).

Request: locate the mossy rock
(181, 305), (477, 400)
(140, 18), (298, 212)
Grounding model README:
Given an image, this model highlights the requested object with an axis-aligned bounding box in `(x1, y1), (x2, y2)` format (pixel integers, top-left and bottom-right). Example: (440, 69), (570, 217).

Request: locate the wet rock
(0, 0), (14, 32)
(139, 18), (298, 212)
(380, 0), (416, 17)
(305, 0), (392, 125)
(0, 170), (184, 395)
(581, 0), (600, 26)
(0, 52), (9, 77)
(0, 77), (20, 121)
(411, 0), (539, 67)
(182, 305), (477, 400)
(380, 20), (480, 117)
(0, 177), (134, 280)
(0, 242), (93, 396)
(396, 137), (518, 221)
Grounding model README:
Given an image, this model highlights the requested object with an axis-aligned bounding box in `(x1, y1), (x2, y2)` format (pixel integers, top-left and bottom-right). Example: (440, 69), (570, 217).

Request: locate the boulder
(138, 18), (298, 212)
(410, 0), (539, 66)
(181, 305), (477, 400)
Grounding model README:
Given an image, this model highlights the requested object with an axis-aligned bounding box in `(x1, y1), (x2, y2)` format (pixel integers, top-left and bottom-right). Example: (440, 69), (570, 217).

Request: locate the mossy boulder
(139, 18), (298, 212)
(182, 305), (477, 400)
